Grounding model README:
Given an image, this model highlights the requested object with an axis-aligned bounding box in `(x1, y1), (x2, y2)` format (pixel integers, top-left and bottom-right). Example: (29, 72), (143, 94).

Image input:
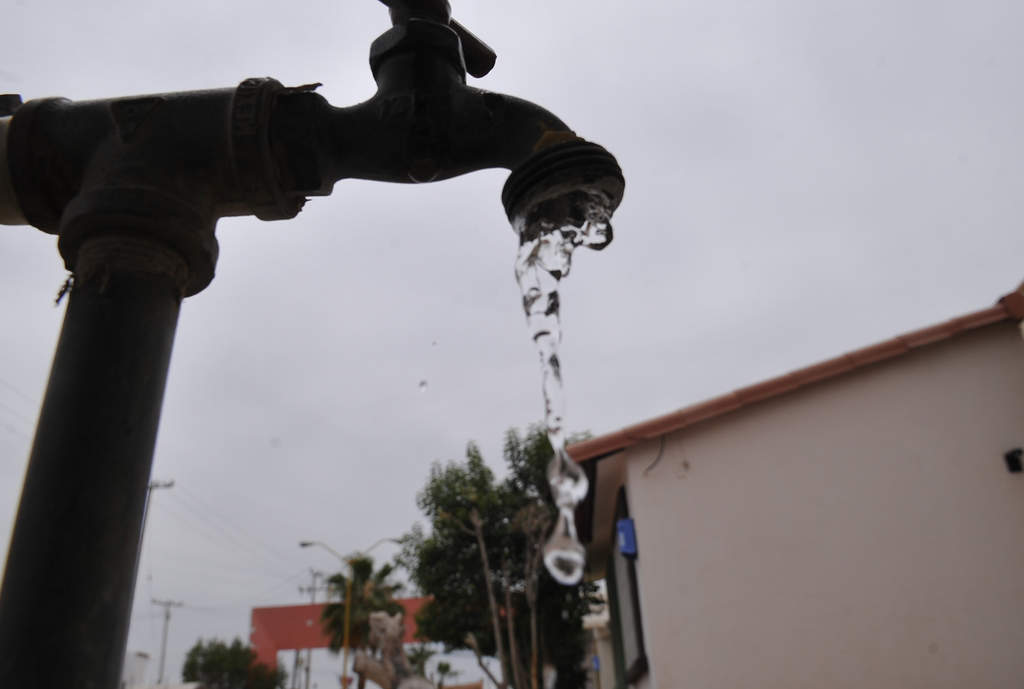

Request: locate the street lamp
(298, 538), (400, 687)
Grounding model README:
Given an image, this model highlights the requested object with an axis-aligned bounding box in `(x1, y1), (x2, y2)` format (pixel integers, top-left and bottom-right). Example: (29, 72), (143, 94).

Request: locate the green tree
(398, 426), (597, 689)
(320, 555), (404, 652)
(182, 637), (285, 689)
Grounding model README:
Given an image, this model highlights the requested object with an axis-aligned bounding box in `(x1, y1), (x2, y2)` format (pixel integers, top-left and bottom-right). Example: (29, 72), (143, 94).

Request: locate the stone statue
(352, 611), (434, 689)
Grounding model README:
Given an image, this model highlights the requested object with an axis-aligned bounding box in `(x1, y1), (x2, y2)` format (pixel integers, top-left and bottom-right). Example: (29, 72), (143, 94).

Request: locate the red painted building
(250, 597), (428, 668)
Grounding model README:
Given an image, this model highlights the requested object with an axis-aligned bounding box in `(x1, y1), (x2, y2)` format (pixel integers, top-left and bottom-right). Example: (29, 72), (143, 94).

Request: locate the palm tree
(320, 555), (404, 652)
(434, 661), (458, 689)
(405, 643), (436, 677)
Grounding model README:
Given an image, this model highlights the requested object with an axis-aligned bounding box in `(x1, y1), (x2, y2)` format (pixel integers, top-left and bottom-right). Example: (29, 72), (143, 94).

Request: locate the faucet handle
(449, 19), (497, 78)
(377, 0), (496, 78)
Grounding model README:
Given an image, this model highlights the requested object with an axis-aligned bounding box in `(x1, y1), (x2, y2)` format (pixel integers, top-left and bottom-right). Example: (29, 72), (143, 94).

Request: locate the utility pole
(298, 569), (323, 689)
(152, 598), (183, 685)
(291, 649), (301, 689)
(135, 479), (174, 582)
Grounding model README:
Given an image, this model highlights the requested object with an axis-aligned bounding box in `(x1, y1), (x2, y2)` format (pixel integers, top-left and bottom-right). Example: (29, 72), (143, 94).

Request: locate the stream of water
(512, 188), (614, 585)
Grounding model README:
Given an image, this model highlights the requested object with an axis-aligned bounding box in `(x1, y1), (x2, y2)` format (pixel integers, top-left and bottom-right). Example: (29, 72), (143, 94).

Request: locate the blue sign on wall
(616, 517), (637, 557)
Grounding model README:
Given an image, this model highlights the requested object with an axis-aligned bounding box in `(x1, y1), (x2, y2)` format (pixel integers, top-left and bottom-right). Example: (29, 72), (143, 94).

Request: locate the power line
(137, 479), (175, 575)
(173, 484), (296, 566)
(149, 496), (266, 573)
(128, 480), (175, 680)
(0, 383), (37, 443)
(145, 554), (299, 589)
(155, 491), (294, 579)
(174, 479), (294, 565)
(0, 418), (30, 441)
(196, 567), (311, 611)
(0, 395), (32, 441)
(0, 380), (37, 443)
(0, 376), (37, 408)
(0, 397), (33, 425)
(151, 497), (296, 581)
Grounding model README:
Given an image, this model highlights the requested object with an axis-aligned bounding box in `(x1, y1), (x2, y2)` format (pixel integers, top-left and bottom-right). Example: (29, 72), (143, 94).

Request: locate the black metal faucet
(0, 2), (623, 686)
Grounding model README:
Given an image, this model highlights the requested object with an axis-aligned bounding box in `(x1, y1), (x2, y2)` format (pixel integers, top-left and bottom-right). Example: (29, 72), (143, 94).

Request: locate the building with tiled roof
(569, 283), (1024, 689)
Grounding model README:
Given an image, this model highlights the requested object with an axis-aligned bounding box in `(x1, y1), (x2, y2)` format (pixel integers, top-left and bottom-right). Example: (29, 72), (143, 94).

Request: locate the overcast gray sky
(2, 0), (1023, 685)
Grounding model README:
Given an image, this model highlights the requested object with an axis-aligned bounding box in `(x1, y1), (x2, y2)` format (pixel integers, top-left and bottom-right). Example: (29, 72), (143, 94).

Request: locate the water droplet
(543, 509), (586, 585)
(418, 380), (428, 392)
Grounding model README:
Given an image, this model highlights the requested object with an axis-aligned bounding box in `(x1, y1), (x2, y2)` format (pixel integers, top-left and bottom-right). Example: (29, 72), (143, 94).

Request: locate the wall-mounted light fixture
(1005, 448), (1022, 474)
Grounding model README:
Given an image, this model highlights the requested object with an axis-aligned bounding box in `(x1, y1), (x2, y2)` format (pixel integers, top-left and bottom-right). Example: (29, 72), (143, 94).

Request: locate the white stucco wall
(616, 323), (1024, 689)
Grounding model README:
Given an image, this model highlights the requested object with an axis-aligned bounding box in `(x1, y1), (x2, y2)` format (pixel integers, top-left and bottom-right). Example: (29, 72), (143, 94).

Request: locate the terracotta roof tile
(685, 393), (744, 423)
(1002, 289), (1024, 319)
(901, 322), (959, 348)
(794, 356), (855, 385)
(628, 414), (684, 440)
(846, 338), (909, 366)
(951, 306), (1013, 330)
(569, 430), (630, 460)
(734, 374), (802, 405)
(568, 290), (1020, 464)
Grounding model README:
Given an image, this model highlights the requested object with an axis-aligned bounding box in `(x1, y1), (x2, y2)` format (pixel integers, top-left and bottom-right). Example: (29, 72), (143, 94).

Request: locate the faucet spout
(268, 19), (584, 194)
(270, 84), (576, 191)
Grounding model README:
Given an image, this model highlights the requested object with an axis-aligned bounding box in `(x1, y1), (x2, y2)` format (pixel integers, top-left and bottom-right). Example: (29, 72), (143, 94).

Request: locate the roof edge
(569, 296), (1019, 463)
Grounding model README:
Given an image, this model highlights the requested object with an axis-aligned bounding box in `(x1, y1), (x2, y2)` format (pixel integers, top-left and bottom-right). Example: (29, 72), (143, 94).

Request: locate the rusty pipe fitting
(4, 21), (622, 296)
(3, 81), (312, 295)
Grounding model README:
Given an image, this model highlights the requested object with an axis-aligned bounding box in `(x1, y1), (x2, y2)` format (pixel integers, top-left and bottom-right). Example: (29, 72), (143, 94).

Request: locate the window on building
(606, 488), (647, 686)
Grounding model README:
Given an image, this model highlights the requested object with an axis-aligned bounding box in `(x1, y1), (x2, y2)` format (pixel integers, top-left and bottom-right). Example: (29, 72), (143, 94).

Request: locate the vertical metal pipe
(0, 237), (186, 688)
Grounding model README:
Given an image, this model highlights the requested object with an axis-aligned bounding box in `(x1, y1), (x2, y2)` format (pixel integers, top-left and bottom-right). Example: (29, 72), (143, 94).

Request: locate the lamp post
(298, 538), (399, 688)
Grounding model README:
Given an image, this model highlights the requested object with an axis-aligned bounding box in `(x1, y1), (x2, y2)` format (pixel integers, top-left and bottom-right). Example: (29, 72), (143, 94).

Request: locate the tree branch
(439, 510), (476, 537)
(464, 633), (503, 689)
(470, 508), (509, 689)
(503, 558), (527, 689)
(516, 503), (551, 689)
